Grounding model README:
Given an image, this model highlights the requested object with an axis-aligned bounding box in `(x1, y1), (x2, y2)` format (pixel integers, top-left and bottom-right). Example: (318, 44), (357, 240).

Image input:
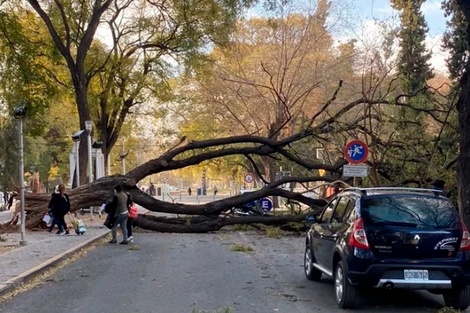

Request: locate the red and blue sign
(344, 140), (368, 164)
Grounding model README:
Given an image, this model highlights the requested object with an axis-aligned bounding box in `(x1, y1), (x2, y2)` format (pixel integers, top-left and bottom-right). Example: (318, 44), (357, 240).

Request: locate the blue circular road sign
(260, 198), (273, 212)
(344, 140), (369, 164)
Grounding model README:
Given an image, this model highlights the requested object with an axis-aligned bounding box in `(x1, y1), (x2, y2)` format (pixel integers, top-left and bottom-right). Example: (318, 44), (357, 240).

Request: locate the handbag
(103, 214), (115, 229)
(128, 205), (138, 219)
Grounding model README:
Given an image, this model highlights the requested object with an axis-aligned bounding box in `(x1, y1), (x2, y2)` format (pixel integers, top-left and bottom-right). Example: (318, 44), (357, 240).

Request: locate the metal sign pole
(18, 118), (26, 246)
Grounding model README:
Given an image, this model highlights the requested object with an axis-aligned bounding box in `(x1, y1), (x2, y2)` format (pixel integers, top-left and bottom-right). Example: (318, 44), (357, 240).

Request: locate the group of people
(104, 184), (138, 244)
(47, 184), (138, 243)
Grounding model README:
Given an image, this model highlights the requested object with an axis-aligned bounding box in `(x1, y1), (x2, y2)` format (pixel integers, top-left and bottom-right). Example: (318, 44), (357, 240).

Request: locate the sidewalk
(0, 203), (150, 297)
(0, 214), (110, 297)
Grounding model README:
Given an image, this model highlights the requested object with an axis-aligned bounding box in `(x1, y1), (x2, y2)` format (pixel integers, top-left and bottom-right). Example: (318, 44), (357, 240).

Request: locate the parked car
(303, 187), (470, 310)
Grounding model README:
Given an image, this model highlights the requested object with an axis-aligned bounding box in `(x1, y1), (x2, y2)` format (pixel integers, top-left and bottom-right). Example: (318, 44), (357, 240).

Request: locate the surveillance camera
(71, 130), (85, 141)
(92, 141), (104, 149)
(13, 105), (27, 119)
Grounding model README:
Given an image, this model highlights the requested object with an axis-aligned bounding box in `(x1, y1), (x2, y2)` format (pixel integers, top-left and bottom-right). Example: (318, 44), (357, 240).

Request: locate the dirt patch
(0, 246), (16, 254)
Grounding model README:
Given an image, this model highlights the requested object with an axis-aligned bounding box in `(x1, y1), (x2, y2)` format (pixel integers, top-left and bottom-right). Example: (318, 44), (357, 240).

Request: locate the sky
(248, 0), (449, 74)
(356, 0), (448, 73)
(357, 0), (446, 36)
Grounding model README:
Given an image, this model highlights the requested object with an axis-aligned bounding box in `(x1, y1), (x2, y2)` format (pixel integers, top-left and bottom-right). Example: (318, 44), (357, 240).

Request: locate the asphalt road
(0, 230), (458, 313)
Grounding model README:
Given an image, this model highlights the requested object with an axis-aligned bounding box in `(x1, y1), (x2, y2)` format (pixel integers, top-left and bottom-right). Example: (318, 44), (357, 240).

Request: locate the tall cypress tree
(442, 0), (469, 80)
(385, 0), (434, 185)
(391, 0), (433, 94)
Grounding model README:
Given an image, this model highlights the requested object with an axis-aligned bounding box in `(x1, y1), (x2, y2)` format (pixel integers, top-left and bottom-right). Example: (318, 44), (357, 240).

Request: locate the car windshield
(361, 195), (460, 229)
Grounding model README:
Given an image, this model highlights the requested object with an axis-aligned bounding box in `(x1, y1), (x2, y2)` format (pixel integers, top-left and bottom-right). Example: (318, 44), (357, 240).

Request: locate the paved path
(0, 203), (151, 297)
(0, 216), (110, 296)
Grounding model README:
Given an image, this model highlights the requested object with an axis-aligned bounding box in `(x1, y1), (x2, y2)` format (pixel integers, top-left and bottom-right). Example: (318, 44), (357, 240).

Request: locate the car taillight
(348, 218), (369, 249)
(460, 222), (470, 251)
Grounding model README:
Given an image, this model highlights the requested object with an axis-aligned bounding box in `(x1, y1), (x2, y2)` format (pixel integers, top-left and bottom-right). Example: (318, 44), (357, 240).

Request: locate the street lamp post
(119, 151), (129, 175)
(85, 121), (93, 183)
(71, 130), (85, 188)
(85, 120), (93, 219)
(14, 104), (27, 246)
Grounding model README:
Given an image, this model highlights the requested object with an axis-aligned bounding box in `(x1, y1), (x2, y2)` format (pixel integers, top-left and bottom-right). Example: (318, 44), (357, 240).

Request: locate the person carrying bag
(103, 199), (116, 229)
(127, 198), (138, 243)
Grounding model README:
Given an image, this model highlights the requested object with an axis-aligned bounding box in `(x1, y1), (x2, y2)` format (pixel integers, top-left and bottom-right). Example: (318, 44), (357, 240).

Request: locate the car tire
(443, 286), (470, 310)
(335, 261), (357, 309)
(304, 245), (322, 281)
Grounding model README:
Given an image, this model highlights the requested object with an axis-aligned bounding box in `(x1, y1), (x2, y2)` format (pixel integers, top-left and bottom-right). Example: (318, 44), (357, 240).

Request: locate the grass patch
(230, 244), (253, 252)
(231, 224), (258, 231)
(287, 222), (306, 231)
(128, 245), (140, 251)
(232, 224), (247, 231)
(265, 227), (281, 238)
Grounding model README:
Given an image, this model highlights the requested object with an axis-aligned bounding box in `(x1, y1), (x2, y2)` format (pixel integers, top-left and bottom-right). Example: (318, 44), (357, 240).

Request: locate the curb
(0, 229), (110, 297)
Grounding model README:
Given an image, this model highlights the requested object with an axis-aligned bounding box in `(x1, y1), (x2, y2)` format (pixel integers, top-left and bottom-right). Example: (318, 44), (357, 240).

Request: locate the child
(72, 214), (87, 235)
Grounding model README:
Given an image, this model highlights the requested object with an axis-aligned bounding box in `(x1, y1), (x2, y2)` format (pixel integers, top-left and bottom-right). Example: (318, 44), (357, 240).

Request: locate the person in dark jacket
(108, 184), (129, 244)
(47, 185), (60, 233)
(48, 184), (70, 235)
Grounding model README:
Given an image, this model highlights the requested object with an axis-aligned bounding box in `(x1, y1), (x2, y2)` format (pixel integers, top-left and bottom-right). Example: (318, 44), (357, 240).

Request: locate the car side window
(345, 204), (356, 224)
(332, 197), (350, 223)
(320, 198), (338, 223)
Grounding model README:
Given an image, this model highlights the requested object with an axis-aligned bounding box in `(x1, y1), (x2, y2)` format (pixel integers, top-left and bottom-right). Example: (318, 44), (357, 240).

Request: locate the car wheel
(443, 286), (470, 310)
(304, 245), (322, 281)
(335, 261), (357, 309)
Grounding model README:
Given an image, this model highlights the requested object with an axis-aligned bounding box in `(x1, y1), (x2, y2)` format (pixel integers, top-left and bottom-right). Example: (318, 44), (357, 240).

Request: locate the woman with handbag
(126, 194), (138, 243)
(48, 184), (70, 235)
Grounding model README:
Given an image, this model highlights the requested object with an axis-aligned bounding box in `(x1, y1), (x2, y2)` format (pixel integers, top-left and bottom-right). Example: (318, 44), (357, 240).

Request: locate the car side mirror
(306, 214), (317, 225)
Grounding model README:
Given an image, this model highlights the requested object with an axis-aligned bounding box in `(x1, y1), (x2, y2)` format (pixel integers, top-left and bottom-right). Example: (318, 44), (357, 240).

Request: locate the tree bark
(456, 0), (470, 226)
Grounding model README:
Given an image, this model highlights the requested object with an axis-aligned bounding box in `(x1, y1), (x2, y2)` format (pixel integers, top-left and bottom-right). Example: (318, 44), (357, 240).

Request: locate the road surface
(0, 230), (456, 313)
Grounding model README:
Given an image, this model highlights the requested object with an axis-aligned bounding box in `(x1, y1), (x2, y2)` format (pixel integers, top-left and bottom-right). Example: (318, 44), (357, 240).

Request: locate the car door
(321, 197), (355, 271)
(311, 198), (338, 268)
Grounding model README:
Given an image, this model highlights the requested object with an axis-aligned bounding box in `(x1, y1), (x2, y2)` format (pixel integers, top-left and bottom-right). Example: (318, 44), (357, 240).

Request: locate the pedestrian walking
(3, 188), (9, 206)
(47, 184), (70, 235)
(108, 184), (129, 244)
(149, 183), (156, 197)
(188, 187), (192, 196)
(46, 185), (60, 233)
(127, 198), (138, 243)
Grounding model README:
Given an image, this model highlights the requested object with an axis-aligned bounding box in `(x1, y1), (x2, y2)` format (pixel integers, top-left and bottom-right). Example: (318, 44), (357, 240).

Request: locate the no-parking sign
(344, 140), (368, 164)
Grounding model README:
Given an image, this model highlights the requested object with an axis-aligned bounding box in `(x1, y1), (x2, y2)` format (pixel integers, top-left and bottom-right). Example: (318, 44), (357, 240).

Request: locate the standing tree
(23, 0), (256, 184)
(388, 0), (435, 185)
(454, 0), (470, 226)
(443, 0), (469, 81)
(180, 0), (339, 193)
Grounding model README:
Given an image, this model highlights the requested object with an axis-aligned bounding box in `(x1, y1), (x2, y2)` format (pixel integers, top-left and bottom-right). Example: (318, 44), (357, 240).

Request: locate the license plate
(404, 269), (429, 281)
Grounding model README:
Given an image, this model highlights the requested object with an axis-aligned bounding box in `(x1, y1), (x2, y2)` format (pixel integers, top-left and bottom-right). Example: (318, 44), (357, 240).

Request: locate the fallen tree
(2, 79), (448, 233)
(3, 134), (340, 232)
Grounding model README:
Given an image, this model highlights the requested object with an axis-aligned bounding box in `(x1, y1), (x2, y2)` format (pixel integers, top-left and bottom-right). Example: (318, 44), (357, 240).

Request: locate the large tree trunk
(456, 0), (470, 226)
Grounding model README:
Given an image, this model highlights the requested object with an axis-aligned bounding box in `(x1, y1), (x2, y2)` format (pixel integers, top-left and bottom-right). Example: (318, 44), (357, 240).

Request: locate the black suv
(304, 187), (470, 309)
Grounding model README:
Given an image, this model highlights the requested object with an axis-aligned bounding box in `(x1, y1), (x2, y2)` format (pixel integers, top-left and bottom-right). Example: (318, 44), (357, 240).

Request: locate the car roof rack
(343, 187), (444, 197)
